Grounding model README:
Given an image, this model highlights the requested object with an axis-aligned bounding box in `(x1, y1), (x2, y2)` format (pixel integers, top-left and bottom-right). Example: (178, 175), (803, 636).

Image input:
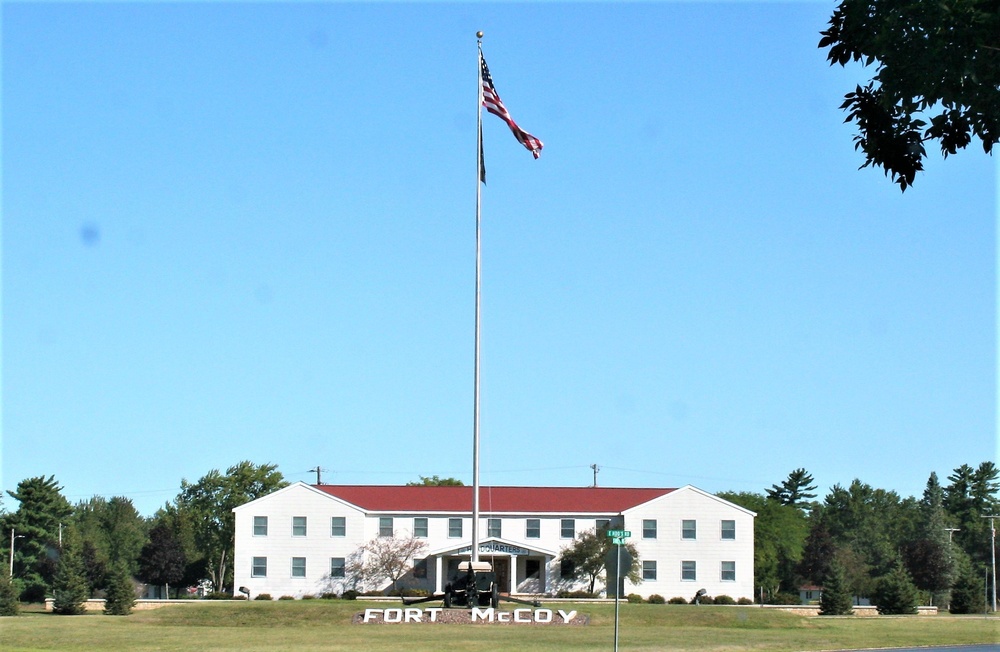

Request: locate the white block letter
(558, 609), (577, 623)
(384, 608), (402, 623)
(362, 609), (381, 623)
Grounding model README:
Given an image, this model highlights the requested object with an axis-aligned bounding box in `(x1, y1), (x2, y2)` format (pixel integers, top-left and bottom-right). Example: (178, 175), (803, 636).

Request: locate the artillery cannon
(403, 560), (541, 609)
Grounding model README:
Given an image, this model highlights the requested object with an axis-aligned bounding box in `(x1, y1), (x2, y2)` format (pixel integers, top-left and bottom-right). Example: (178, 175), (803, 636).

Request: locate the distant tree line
(718, 462), (998, 613)
(0, 461), (996, 615)
(0, 461), (286, 610)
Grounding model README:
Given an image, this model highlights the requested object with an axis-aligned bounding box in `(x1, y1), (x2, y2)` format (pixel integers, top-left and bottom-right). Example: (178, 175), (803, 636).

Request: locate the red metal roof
(313, 485), (675, 514)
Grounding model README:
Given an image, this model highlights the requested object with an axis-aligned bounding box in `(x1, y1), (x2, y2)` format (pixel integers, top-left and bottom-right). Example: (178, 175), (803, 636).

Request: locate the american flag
(481, 53), (543, 159)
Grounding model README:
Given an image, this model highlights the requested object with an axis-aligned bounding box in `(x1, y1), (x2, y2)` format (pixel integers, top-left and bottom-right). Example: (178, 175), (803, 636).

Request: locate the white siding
(233, 482), (755, 600)
(623, 486), (755, 601)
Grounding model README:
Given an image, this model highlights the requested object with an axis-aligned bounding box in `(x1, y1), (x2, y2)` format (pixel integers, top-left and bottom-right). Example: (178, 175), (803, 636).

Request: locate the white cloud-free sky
(3, 1), (995, 516)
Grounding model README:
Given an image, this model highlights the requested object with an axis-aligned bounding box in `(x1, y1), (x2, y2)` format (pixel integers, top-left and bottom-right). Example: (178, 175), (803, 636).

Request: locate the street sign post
(605, 530), (631, 652)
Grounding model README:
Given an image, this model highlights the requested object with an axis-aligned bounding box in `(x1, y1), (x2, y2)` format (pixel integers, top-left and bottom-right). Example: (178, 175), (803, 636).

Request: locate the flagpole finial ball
(477, 31), (484, 39)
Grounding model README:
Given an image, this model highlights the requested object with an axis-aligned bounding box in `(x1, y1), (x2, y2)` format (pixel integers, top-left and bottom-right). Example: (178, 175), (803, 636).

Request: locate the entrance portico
(430, 538), (557, 595)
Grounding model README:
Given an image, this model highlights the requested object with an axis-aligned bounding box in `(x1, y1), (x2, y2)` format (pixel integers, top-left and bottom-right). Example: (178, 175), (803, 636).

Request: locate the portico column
(544, 554), (552, 594)
(435, 556), (444, 593)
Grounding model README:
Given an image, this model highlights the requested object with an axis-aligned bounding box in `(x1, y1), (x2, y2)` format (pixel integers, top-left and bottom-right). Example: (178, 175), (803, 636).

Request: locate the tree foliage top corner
(820, 0), (1000, 190)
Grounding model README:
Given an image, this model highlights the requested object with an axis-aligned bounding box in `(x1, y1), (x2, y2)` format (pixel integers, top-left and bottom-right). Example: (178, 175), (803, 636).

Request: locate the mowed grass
(2, 601), (997, 652)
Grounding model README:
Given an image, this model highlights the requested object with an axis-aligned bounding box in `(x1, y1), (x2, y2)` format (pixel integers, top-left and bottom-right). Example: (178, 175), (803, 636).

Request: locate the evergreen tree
(903, 472), (956, 605)
(0, 570), (20, 616)
(818, 559), (853, 616)
(103, 564), (136, 615)
(948, 555), (986, 614)
(4, 475), (73, 601)
(51, 530), (89, 615)
(872, 563), (920, 615)
(766, 469), (818, 509)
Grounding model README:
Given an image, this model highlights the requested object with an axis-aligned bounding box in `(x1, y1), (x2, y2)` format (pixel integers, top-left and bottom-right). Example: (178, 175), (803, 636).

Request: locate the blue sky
(2, 2), (996, 517)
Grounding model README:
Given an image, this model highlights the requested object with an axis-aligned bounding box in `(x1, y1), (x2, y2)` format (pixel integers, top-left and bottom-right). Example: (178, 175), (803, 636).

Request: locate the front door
(485, 556), (509, 593)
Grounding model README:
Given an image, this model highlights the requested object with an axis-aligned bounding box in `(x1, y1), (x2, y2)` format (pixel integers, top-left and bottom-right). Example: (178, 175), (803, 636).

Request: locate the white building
(232, 482), (755, 601)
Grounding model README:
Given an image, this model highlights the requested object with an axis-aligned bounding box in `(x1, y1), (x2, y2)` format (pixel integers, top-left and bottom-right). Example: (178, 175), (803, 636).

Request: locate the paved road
(832, 646), (999, 652)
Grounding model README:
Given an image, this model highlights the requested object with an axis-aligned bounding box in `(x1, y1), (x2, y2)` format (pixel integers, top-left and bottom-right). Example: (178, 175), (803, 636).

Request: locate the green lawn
(2, 602), (997, 652)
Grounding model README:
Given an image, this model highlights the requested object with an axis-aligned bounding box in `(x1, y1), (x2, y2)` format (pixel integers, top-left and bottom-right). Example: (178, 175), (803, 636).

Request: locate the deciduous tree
(176, 461), (286, 593)
(819, 0), (1000, 190)
(137, 521), (186, 598)
(557, 526), (640, 595)
(358, 534), (428, 594)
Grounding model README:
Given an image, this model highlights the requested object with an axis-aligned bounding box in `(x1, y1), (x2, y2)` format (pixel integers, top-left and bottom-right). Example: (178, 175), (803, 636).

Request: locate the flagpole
(472, 30), (484, 565)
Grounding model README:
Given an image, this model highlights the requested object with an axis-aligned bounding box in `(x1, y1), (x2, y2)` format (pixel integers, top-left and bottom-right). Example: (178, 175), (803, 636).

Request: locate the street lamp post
(9, 528), (25, 578)
(982, 515), (997, 613)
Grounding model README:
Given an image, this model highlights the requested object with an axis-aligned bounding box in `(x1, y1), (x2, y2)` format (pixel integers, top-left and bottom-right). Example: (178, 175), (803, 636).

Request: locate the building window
(251, 557), (267, 578)
(560, 558), (576, 578)
(721, 520), (736, 540)
(642, 560), (657, 581)
(596, 519), (611, 531)
(681, 560), (696, 581)
(253, 516), (268, 536)
(682, 519), (697, 540)
(413, 517), (428, 538)
(414, 558), (427, 579)
(331, 517), (346, 537)
(449, 518), (463, 538)
(330, 557), (346, 578)
(292, 516), (307, 537)
(291, 557), (306, 578)
(642, 519), (657, 539)
(525, 559), (541, 579)
(526, 519), (540, 538)
(560, 519), (575, 538)
(721, 561), (736, 581)
(488, 518), (501, 538)
(379, 517), (393, 537)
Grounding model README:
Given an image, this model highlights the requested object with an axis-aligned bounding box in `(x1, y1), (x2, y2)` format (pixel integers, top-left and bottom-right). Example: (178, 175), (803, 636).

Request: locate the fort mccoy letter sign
(355, 607), (588, 625)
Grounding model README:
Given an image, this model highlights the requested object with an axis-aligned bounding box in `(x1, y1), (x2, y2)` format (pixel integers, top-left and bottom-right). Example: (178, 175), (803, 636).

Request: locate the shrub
(737, 597), (753, 605)
(697, 595), (715, 605)
(647, 594), (665, 604)
(626, 593), (643, 603)
(668, 596), (687, 604)
(768, 592), (801, 605)
(278, 595), (295, 600)
(320, 592), (338, 600)
(0, 572), (20, 616)
(556, 590), (596, 599)
(254, 593), (273, 601)
(341, 589), (359, 601)
(713, 594), (736, 605)
(204, 592), (232, 600)
(301, 594), (317, 600)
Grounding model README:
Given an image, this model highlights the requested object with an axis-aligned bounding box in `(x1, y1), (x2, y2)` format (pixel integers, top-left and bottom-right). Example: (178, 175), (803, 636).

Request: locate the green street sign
(606, 529), (631, 538)
(612, 537), (626, 545)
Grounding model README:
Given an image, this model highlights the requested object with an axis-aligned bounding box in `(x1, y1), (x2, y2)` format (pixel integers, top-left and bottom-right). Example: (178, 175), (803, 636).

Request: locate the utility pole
(591, 464), (600, 488)
(982, 515), (997, 612)
(309, 467), (326, 485)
